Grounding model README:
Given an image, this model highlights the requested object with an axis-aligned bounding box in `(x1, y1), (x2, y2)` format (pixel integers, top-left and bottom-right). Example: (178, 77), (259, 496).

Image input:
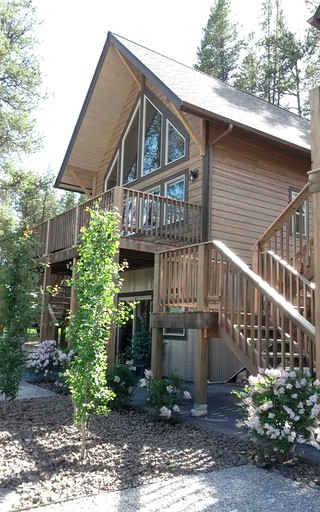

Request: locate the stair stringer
(218, 324), (258, 376)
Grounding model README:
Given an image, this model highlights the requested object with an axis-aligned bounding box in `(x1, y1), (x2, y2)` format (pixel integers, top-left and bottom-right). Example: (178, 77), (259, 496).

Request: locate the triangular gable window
(166, 121), (186, 164)
(106, 90), (188, 188)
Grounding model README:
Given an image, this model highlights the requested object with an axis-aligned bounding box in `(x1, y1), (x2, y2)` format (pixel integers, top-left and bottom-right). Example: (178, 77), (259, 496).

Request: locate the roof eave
(55, 33), (184, 190)
(180, 102), (311, 154)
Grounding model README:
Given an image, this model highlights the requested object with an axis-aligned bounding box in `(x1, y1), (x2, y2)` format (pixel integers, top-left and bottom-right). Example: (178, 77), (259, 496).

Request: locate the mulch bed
(1, 396), (320, 510)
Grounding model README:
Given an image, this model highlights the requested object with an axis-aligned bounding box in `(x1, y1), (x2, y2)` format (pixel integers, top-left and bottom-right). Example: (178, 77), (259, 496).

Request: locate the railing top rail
(213, 239), (315, 339)
(266, 249), (315, 289)
(157, 240), (212, 256)
(31, 185), (202, 231)
(253, 182), (310, 249)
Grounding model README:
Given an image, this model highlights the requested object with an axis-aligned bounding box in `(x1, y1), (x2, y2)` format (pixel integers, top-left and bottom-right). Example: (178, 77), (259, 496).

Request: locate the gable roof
(55, 32), (311, 192)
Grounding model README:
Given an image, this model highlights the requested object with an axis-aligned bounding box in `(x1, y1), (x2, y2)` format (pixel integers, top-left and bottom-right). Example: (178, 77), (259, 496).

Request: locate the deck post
(309, 86), (320, 379)
(192, 243), (210, 416)
(39, 259), (52, 341)
(151, 252), (163, 379)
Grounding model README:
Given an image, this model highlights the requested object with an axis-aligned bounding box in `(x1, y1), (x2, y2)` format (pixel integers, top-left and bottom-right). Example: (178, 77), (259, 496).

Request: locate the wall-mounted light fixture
(189, 169), (199, 182)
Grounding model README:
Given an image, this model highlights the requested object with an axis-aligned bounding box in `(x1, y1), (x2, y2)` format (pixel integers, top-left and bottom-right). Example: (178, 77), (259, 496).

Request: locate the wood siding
(210, 128), (310, 265)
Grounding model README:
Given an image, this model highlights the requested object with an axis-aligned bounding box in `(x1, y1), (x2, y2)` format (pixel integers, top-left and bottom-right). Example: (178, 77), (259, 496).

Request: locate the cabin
(34, 32), (320, 416)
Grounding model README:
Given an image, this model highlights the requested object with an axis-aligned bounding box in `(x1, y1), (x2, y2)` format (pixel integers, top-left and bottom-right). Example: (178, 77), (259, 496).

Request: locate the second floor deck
(33, 186), (203, 260)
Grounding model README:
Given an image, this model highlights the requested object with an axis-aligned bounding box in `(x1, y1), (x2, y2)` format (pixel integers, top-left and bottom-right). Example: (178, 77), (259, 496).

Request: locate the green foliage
(233, 367), (320, 463)
(140, 370), (192, 420)
(0, 0), (43, 168)
(0, 226), (41, 400)
(106, 361), (138, 409)
(66, 206), (134, 432)
(0, 167), (82, 230)
(125, 322), (151, 365)
(195, 0), (242, 83)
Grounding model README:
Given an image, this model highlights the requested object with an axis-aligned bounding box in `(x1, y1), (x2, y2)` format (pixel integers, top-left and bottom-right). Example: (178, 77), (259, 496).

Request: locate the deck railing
(33, 186), (202, 257)
(156, 240), (316, 374)
(252, 183), (312, 277)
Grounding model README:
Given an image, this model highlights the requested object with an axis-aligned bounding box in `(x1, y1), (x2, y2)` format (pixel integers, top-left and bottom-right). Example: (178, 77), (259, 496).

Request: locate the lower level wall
(162, 331), (244, 383)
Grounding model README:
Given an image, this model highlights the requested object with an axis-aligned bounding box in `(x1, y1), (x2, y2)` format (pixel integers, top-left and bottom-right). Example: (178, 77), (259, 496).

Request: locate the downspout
(202, 123), (233, 242)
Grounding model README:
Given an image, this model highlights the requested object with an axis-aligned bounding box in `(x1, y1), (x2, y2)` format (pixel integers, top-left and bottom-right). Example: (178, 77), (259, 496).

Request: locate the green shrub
(140, 370), (192, 420)
(106, 361), (138, 409)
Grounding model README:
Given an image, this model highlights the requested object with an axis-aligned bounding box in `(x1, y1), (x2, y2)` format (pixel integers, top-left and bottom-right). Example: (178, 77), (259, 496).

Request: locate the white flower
(139, 378), (147, 388)
(159, 406), (172, 419)
(114, 375), (121, 383)
(259, 400), (273, 412)
(291, 393), (298, 399)
(173, 404), (180, 413)
(166, 385), (173, 394)
(286, 383), (293, 390)
(183, 391), (192, 400)
(144, 369), (153, 379)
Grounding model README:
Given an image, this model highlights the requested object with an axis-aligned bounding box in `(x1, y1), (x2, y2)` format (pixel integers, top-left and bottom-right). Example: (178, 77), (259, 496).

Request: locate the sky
(23, 0), (311, 180)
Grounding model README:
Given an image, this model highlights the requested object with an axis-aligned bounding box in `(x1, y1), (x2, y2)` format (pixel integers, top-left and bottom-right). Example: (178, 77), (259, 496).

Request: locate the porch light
(308, 5), (320, 30)
(189, 169), (199, 182)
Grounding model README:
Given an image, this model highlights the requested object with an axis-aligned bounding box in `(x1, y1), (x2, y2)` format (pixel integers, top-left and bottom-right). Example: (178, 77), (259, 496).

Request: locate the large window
(122, 103), (140, 184)
(166, 121), (186, 164)
(142, 98), (162, 175)
(107, 90), (187, 187)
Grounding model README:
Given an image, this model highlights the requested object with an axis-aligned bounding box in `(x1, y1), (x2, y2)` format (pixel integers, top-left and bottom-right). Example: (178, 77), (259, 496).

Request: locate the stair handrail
(253, 183), (310, 250)
(213, 240), (315, 340)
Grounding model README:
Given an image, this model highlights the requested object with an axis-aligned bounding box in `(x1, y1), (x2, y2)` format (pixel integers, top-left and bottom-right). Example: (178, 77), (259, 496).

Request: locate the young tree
(0, 0), (43, 170)
(66, 207), (133, 459)
(0, 227), (40, 407)
(194, 0), (242, 83)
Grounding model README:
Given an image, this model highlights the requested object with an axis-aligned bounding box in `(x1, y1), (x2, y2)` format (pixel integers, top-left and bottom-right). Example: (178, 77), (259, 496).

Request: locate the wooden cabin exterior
(35, 32), (320, 415)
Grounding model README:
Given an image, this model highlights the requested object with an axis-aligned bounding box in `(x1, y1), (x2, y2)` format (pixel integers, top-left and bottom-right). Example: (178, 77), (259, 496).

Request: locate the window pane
(167, 121), (185, 164)
(166, 178), (185, 200)
(122, 107), (139, 184)
(143, 99), (162, 175)
(165, 178), (185, 224)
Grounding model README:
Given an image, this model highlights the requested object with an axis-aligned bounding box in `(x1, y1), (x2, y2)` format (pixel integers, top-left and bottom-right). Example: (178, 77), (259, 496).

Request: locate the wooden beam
(309, 86), (320, 378)
(69, 169), (92, 197)
(151, 253), (163, 379)
(114, 46), (143, 90)
(167, 101), (205, 156)
(151, 311), (218, 330)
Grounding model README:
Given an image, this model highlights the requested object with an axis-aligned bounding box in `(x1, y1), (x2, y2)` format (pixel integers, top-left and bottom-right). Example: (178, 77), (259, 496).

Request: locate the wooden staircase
(47, 282), (71, 346)
(155, 233), (316, 377)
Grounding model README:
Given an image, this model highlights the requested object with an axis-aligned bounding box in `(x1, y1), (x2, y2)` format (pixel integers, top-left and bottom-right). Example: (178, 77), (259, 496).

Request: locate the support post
(39, 260), (52, 341)
(308, 86), (320, 378)
(192, 244), (210, 416)
(151, 252), (163, 379)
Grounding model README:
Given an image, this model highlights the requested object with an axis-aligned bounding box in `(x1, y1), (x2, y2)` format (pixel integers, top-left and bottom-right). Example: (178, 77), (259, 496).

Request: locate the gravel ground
(1, 396), (320, 510)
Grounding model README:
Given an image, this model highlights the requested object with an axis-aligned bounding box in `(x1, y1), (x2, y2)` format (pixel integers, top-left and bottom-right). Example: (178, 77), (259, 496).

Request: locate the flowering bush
(233, 367), (320, 462)
(26, 340), (75, 389)
(106, 360), (138, 409)
(139, 370), (192, 420)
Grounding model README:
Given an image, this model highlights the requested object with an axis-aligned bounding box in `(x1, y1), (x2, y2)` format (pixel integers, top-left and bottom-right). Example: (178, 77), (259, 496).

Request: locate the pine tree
(194, 0), (242, 83)
(234, 33), (260, 95)
(236, 0), (304, 115)
(0, 0), (43, 170)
